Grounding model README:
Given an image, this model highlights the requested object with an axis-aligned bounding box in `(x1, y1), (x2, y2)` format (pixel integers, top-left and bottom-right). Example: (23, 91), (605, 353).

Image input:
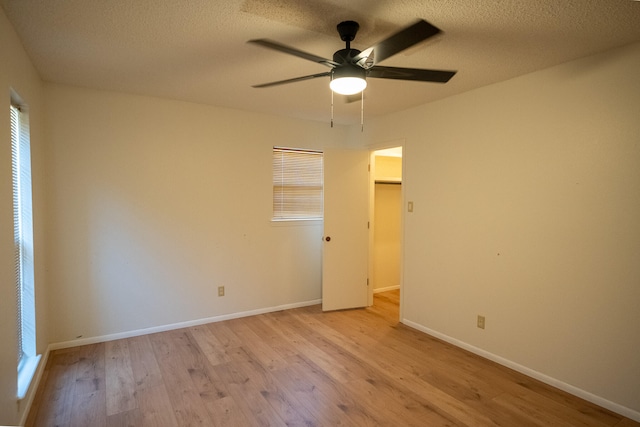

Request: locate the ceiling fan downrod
(337, 20), (360, 50)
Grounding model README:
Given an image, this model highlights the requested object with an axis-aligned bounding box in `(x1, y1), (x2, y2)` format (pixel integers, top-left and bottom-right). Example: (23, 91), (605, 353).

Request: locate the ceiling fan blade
(353, 19), (442, 68)
(368, 65), (456, 83)
(248, 39), (338, 68)
(252, 72), (332, 88)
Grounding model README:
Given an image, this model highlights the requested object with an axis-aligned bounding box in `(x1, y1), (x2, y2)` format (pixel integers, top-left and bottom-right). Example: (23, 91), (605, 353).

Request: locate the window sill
(17, 354), (41, 399)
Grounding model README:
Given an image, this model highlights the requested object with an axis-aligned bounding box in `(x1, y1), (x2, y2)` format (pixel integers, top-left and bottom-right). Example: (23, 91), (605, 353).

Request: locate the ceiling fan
(248, 19), (457, 96)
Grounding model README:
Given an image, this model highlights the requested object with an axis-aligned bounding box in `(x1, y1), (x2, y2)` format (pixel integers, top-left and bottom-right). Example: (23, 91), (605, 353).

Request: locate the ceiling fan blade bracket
(354, 48), (375, 69)
(333, 48), (363, 65)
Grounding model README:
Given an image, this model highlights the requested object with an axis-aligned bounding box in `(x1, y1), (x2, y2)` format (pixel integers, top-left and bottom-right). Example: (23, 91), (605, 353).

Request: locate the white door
(322, 148), (369, 311)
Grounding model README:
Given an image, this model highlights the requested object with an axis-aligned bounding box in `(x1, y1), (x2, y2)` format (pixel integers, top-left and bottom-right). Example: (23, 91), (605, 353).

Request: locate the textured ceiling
(2, 0), (640, 125)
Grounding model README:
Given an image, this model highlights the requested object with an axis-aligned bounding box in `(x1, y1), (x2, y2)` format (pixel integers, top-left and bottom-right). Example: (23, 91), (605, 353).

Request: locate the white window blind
(272, 147), (323, 220)
(11, 102), (39, 399)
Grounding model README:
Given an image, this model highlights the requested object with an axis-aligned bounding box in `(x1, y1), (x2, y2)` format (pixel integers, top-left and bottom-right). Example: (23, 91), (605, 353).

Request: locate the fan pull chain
(330, 90), (334, 128)
(360, 90), (364, 132)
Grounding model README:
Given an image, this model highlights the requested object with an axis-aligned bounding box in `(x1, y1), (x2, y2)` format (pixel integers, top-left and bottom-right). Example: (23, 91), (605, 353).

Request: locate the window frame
(272, 146), (324, 222)
(11, 96), (40, 399)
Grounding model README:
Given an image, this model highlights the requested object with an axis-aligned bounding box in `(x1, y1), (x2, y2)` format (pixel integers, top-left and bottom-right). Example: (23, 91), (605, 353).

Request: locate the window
(11, 99), (39, 399)
(272, 147), (323, 220)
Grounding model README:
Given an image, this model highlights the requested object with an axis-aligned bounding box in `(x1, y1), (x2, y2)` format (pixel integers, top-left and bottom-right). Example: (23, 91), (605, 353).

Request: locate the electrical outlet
(477, 315), (485, 329)
(218, 286), (225, 297)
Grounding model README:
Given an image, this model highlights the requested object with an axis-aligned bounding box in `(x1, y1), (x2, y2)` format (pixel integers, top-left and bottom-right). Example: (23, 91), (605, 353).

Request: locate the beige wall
(43, 84), (347, 344)
(0, 8), (48, 425)
(356, 42), (640, 416)
(374, 155), (402, 182)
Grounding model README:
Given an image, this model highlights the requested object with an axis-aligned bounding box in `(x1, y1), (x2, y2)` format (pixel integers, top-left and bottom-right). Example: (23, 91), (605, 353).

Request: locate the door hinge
(368, 164), (371, 172)
(367, 221), (370, 229)
(367, 278), (369, 286)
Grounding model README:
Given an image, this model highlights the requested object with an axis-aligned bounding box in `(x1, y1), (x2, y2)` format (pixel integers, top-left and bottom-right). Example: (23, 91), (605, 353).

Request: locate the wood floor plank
(343, 377), (458, 427)
(213, 359), (288, 427)
(243, 314), (299, 359)
(70, 389), (107, 427)
(189, 324), (232, 366)
(135, 384), (181, 427)
(260, 310), (365, 384)
(127, 334), (164, 390)
(199, 393), (253, 427)
(149, 330), (214, 426)
(232, 355), (315, 427)
(25, 290), (639, 427)
(106, 408), (144, 427)
(73, 343), (106, 395)
(173, 329), (232, 408)
(206, 320), (243, 349)
(270, 354), (377, 427)
(105, 340), (137, 416)
(230, 321), (290, 372)
(495, 388), (618, 427)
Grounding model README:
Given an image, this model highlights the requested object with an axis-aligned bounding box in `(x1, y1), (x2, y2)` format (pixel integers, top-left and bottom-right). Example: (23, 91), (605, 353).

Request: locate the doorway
(370, 146), (403, 319)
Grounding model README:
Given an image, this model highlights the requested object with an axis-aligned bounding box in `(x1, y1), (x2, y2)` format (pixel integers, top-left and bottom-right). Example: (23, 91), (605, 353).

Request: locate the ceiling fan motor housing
(333, 48), (362, 64)
(332, 62), (366, 80)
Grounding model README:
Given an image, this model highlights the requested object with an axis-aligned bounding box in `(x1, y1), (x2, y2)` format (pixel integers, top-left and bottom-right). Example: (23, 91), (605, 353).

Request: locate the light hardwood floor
(26, 290), (638, 426)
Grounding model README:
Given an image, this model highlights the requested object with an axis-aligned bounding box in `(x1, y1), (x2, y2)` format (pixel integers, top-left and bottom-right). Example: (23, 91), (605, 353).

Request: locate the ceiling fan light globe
(330, 77), (367, 95)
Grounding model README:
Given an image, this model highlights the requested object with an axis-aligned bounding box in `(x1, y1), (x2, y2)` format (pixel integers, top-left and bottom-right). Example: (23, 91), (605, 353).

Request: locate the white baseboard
(50, 298), (321, 351)
(402, 319), (640, 423)
(373, 285), (400, 294)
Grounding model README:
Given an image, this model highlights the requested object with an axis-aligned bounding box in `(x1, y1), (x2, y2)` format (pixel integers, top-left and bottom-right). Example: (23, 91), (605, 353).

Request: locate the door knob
(325, 236), (331, 242)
